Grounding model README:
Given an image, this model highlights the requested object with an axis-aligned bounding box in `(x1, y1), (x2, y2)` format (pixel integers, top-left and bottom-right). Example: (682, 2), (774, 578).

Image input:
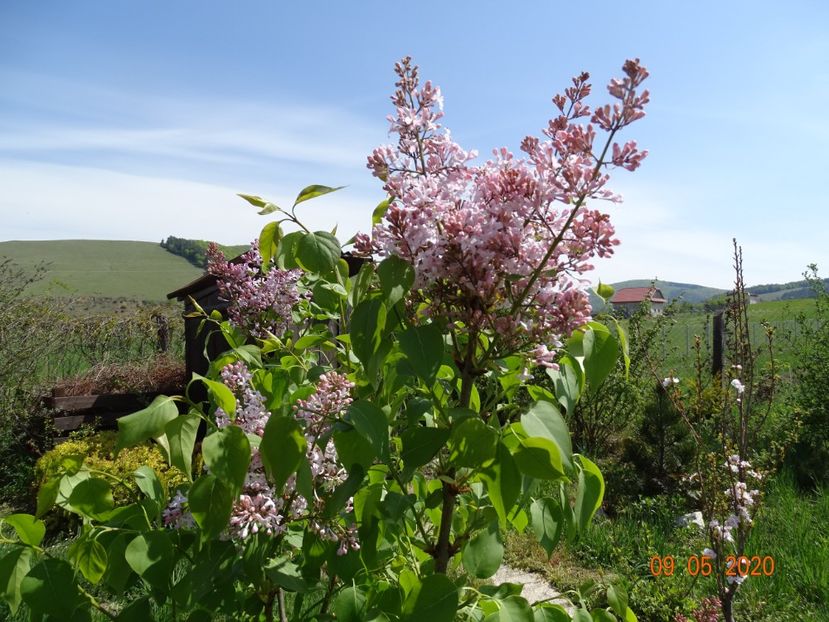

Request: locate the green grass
(0, 240), (204, 301)
(506, 473), (829, 621)
(642, 298), (819, 376)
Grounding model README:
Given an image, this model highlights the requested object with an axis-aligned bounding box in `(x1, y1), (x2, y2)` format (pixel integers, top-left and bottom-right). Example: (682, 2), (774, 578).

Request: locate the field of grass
(641, 298), (819, 376)
(0, 240), (204, 301)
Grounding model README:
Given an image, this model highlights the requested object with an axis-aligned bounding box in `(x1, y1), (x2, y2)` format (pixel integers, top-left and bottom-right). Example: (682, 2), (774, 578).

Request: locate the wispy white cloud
(0, 71), (387, 243)
(593, 181), (826, 288)
(0, 161), (374, 243)
(0, 76), (384, 171)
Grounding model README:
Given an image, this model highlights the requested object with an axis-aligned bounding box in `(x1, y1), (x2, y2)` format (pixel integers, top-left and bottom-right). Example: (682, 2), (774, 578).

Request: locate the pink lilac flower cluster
(205, 241), (304, 339)
(675, 597), (722, 622)
(214, 361), (269, 435)
(162, 491), (195, 530)
(162, 365), (360, 553)
(294, 372), (361, 554)
(356, 57), (648, 364)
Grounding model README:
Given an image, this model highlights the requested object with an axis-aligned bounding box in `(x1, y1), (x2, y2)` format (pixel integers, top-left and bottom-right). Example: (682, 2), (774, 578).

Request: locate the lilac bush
(0, 57), (649, 622)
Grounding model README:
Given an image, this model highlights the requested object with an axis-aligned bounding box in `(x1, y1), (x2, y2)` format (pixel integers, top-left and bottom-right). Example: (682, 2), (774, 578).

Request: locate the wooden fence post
(712, 312), (724, 377)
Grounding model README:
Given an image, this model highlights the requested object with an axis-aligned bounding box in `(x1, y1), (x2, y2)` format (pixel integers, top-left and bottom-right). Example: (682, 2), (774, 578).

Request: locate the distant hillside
(747, 277), (829, 301)
(0, 240), (204, 301)
(609, 280), (727, 304)
(160, 236), (249, 269)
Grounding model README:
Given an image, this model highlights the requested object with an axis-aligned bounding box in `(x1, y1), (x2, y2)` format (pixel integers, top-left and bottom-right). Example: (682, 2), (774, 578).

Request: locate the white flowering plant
(661, 242), (780, 622)
(0, 58), (650, 622)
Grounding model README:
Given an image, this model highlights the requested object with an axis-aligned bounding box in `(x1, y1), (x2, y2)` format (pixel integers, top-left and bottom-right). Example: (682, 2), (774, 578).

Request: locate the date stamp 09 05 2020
(649, 555), (776, 578)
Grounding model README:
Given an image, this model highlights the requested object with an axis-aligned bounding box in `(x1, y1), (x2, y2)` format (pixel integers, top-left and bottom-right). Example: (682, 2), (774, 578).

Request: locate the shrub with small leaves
(36, 431), (188, 509)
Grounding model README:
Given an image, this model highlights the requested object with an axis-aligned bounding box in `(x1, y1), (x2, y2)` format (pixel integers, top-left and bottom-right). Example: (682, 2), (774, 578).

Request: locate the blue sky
(1, 1), (827, 287)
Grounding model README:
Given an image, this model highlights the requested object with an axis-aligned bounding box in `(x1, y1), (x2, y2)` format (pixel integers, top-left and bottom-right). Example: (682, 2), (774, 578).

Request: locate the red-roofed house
(610, 286), (667, 316)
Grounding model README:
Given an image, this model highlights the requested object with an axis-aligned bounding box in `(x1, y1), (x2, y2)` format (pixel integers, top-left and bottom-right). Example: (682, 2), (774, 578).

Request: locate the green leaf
(115, 596), (152, 621)
(260, 415), (306, 490)
(238, 193), (283, 215)
(193, 374), (236, 418)
(189, 474), (233, 539)
(21, 558), (83, 617)
(533, 604), (571, 622)
(591, 610), (618, 622)
(575, 455), (605, 533)
(293, 184), (344, 206)
(125, 531), (174, 590)
(606, 584), (629, 619)
(69, 538), (107, 584)
(334, 429), (376, 471)
(296, 231), (341, 275)
(313, 280), (347, 312)
(610, 317), (630, 379)
(491, 596), (533, 622)
(68, 478), (114, 518)
(134, 466), (164, 505)
(520, 401), (573, 472)
(294, 333), (330, 350)
(347, 400), (389, 461)
(481, 443), (521, 527)
(399, 324), (444, 384)
(572, 610), (593, 622)
(0, 547), (33, 613)
(401, 427), (449, 469)
(36, 478), (60, 517)
(117, 395), (179, 450)
(351, 298), (387, 367)
(101, 533), (136, 594)
(372, 197), (391, 225)
(334, 585), (367, 622)
(378, 255), (415, 307)
(264, 557), (309, 593)
(2, 514), (45, 547)
(530, 498), (562, 558)
(324, 465), (365, 518)
(164, 414), (200, 480)
(514, 438), (566, 480)
(57, 468), (91, 511)
(276, 230), (303, 269)
(582, 324), (619, 392)
(545, 357), (582, 415)
(595, 281), (614, 301)
(259, 221), (283, 267)
(351, 261), (375, 307)
(401, 574), (459, 622)
(237, 193), (269, 208)
(462, 522), (504, 579)
(202, 425), (251, 495)
(448, 418), (498, 468)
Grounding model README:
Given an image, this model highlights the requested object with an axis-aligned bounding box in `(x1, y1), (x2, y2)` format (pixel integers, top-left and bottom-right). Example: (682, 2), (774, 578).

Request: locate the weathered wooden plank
(46, 393), (157, 412)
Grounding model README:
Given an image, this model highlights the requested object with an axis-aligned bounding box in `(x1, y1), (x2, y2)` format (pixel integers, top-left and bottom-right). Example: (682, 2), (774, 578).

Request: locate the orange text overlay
(649, 555), (776, 577)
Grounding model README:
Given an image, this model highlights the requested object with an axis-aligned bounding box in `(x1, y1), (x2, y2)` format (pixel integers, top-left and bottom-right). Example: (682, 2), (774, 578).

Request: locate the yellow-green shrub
(36, 431), (187, 507)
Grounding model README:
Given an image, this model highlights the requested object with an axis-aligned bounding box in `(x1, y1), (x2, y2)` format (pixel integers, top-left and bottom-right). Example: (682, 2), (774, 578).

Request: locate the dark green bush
(788, 266), (829, 489)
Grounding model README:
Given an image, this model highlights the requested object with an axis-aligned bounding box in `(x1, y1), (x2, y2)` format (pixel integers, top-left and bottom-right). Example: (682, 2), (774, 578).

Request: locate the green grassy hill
(0, 240), (205, 301)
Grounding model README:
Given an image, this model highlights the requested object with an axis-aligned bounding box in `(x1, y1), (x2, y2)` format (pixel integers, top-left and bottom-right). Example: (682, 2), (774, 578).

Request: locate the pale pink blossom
(360, 57), (648, 365)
